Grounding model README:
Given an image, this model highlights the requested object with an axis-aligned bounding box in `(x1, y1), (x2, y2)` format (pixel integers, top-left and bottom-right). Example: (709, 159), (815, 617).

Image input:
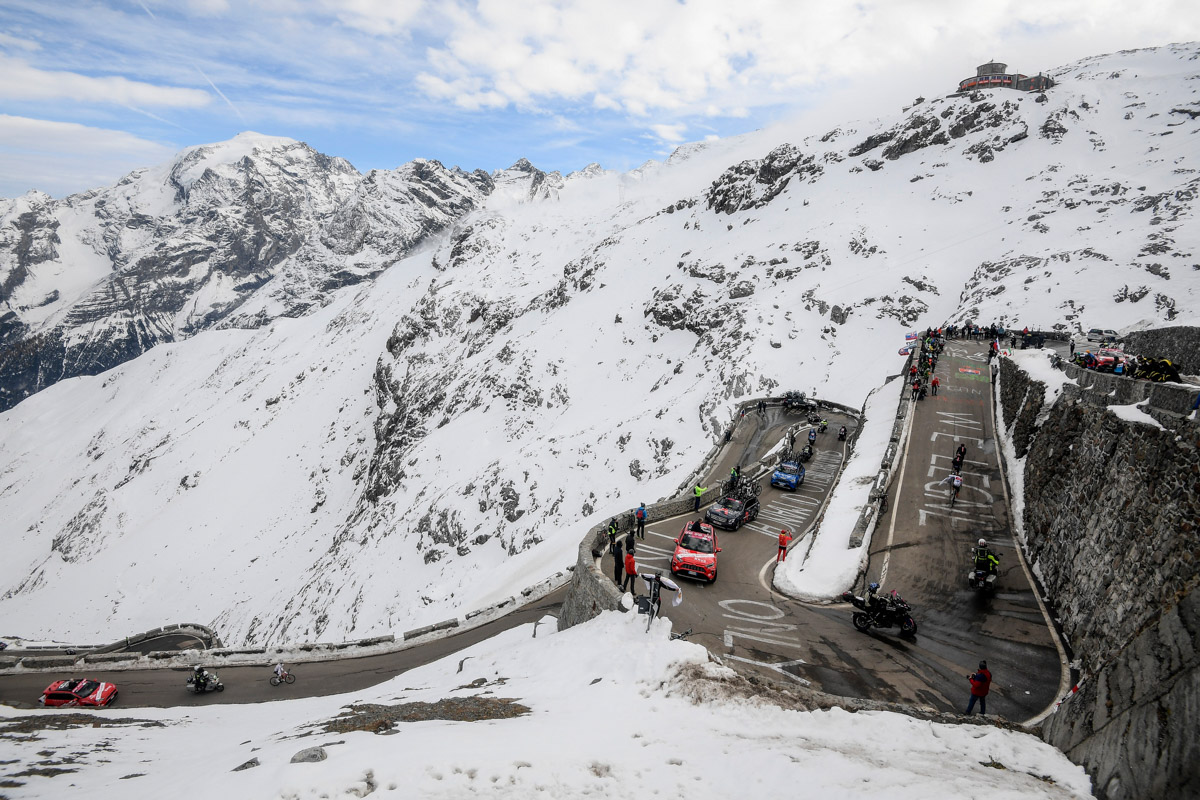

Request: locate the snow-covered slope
(0, 614), (1095, 799)
(1, 44), (1198, 646)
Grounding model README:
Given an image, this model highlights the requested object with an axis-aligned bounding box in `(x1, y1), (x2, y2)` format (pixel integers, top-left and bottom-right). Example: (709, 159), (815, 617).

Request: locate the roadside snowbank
(774, 377), (902, 600)
(0, 611), (1094, 799)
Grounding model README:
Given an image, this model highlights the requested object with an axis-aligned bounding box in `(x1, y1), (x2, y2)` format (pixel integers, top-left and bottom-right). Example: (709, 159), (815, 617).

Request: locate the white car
(1085, 328), (1118, 343)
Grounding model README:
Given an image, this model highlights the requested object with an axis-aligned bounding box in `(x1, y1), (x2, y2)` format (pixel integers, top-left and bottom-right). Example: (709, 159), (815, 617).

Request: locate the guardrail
(0, 570), (572, 674)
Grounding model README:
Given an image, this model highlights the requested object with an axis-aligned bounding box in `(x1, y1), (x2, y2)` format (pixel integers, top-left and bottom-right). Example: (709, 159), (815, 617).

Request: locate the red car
(671, 521), (721, 583)
(39, 678), (118, 708)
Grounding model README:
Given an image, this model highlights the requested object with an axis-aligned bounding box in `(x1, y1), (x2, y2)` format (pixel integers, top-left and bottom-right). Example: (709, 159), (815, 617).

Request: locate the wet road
(0, 591), (566, 709)
(608, 363), (1065, 721)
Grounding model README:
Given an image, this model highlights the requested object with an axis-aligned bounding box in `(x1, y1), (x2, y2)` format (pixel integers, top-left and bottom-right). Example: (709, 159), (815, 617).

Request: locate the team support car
(39, 677), (118, 708)
(705, 493), (761, 530)
(1086, 328), (1119, 343)
(771, 459), (806, 490)
(671, 522), (721, 582)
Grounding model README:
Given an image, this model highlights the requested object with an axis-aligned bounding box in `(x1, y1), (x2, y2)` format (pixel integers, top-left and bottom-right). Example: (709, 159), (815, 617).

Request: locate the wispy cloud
(0, 55), (211, 108)
(0, 115), (176, 198)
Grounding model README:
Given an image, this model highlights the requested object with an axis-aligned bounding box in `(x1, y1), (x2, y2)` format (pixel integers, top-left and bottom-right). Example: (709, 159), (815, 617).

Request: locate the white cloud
(0, 32), (41, 50)
(0, 115), (176, 198)
(411, 0), (1200, 119)
(0, 56), (211, 108)
(318, 0), (426, 35)
(650, 122), (687, 144)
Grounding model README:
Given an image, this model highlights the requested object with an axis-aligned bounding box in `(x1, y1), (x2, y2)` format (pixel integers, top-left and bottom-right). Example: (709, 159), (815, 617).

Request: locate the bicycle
(670, 628), (694, 641)
(270, 670), (296, 686)
(949, 483), (961, 507)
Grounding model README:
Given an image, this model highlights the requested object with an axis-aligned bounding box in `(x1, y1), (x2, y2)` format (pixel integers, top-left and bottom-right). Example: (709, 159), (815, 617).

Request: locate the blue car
(771, 460), (805, 490)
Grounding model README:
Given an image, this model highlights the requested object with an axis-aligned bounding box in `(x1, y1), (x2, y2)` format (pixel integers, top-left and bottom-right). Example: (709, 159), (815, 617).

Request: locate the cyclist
(939, 472), (964, 502)
(273, 663), (287, 681)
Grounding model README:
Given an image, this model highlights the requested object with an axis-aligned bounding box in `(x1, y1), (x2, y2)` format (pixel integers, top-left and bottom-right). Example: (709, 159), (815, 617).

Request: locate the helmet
(978, 539), (987, 548)
(868, 582), (880, 592)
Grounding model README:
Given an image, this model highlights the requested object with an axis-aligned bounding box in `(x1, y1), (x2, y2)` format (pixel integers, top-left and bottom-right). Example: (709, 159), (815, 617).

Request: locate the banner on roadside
(959, 367), (981, 375)
(898, 347), (911, 356)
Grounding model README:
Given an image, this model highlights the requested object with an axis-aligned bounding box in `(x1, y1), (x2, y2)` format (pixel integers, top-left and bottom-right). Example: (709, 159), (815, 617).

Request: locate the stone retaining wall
(1121, 325), (1200, 375)
(997, 353), (1200, 800)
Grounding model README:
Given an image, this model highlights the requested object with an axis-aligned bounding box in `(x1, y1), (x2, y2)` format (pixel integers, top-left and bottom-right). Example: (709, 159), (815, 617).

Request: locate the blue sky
(1, 0), (1197, 198)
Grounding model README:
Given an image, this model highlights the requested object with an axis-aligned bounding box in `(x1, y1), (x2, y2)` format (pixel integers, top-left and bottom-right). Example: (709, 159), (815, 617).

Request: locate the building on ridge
(956, 61), (1054, 93)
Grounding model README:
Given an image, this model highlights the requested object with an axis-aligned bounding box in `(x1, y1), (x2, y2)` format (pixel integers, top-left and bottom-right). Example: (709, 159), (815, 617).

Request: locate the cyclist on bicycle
(273, 663), (287, 681)
(939, 472), (964, 500)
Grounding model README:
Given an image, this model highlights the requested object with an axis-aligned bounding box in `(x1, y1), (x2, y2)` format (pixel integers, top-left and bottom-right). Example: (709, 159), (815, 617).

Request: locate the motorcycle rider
(838, 425), (847, 440)
(192, 665), (210, 692)
(818, 419), (828, 433)
(973, 539), (1000, 576)
(864, 582), (885, 613)
(808, 428), (817, 444)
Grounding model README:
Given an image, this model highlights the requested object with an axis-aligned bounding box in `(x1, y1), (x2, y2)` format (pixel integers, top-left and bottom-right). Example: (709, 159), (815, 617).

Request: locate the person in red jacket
(966, 660), (992, 715)
(622, 548), (638, 593)
(931, 376), (940, 396)
(777, 529), (792, 562)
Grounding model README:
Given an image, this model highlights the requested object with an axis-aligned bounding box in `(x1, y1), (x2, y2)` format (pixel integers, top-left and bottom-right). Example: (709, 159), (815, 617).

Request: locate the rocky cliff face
(0, 134), (492, 411)
(998, 355), (1199, 800)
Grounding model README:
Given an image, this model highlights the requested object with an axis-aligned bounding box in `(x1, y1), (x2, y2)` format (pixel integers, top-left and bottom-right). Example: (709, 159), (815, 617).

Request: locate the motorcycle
(806, 411), (821, 424)
(799, 444), (813, 462)
(186, 671), (225, 694)
(968, 567), (997, 594)
(818, 420), (828, 433)
(838, 426), (847, 441)
(840, 590), (918, 638)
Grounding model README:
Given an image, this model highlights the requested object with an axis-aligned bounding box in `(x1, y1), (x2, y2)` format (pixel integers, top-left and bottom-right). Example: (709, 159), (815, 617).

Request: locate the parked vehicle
(40, 678), (118, 708)
(840, 589), (918, 638)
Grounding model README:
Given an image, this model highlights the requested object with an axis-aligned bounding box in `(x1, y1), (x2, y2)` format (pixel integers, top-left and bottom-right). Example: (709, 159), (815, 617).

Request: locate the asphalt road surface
(611, 364), (1064, 721)
(0, 590), (565, 709)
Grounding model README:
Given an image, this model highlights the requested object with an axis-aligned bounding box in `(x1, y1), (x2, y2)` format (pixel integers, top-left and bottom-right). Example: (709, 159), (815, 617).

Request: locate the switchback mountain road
(2, 361), (1066, 720)
(611, 359), (1064, 720)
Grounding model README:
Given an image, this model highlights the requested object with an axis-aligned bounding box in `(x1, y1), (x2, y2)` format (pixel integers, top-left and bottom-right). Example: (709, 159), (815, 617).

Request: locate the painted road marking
(719, 598), (809, 684)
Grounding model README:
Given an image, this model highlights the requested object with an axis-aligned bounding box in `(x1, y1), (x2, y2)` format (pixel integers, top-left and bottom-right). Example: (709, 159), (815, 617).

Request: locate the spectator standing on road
(693, 484), (707, 512)
(966, 661), (992, 715)
(635, 503), (647, 539)
(622, 548), (638, 592)
(911, 379), (920, 401)
(931, 376), (940, 396)
(612, 535), (624, 585)
(777, 529), (792, 562)
(788, 429), (796, 451)
(1069, 339), (1075, 356)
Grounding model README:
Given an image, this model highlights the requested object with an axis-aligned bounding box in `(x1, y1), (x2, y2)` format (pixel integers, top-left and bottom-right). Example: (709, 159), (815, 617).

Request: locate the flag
(898, 347), (911, 355)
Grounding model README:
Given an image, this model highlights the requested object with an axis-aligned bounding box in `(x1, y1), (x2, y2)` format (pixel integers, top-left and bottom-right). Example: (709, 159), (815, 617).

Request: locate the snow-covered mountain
(1, 43), (1198, 646)
(0, 132), (493, 411)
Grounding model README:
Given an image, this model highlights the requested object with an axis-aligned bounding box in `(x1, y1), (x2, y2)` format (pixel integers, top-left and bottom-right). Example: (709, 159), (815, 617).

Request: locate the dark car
(705, 493), (760, 530)
(771, 460), (805, 490)
(39, 677), (118, 708)
(671, 521), (721, 582)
